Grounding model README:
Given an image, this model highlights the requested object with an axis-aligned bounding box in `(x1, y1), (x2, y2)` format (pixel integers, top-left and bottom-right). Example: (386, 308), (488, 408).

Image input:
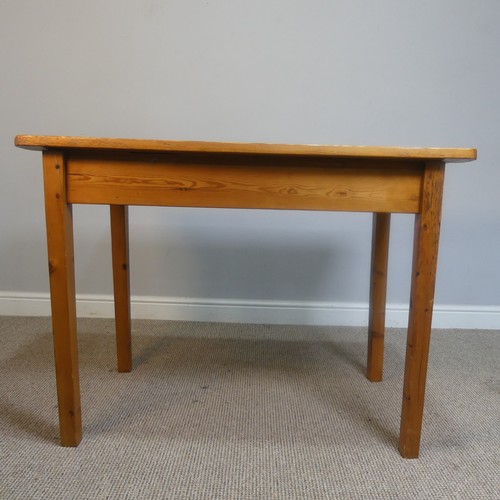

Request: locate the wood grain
(110, 205), (132, 373)
(399, 161), (445, 458)
(66, 153), (423, 213)
(15, 135), (477, 162)
(367, 212), (391, 382)
(18, 135), (473, 456)
(42, 151), (82, 446)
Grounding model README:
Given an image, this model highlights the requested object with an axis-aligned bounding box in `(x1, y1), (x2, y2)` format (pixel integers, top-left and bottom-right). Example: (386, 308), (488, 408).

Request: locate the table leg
(367, 212), (391, 382)
(399, 161), (445, 458)
(42, 151), (82, 446)
(110, 205), (132, 372)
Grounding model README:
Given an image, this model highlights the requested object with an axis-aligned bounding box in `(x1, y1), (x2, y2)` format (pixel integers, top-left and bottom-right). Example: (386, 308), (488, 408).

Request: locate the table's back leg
(367, 212), (391, 382)
(399, 161), (445, 458)
(42, 151), (82, 446)
(110, 205), (132, 372)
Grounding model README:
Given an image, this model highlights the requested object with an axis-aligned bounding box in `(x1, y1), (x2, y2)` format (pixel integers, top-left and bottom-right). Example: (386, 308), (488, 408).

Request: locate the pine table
(15, 135), (476, 457)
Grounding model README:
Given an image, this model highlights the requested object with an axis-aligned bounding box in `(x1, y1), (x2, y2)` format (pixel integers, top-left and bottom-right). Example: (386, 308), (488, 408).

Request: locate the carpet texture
(0, 316), (498, 499)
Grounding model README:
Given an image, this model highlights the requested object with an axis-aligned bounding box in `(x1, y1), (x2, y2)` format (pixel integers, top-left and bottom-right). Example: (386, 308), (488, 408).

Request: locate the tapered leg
(43, 151), (82, 446)
(399, 161), (445, 458)
(367, 213), (391, 382)
(110, 205), (132, 372)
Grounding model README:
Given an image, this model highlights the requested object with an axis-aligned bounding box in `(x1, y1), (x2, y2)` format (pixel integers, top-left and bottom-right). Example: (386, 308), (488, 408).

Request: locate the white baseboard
(0, 292), (498, 330)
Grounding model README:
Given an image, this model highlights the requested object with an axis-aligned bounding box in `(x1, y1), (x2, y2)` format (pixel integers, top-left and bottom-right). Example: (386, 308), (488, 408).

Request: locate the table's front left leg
(43, 151), (82, 446)
(399, 161), (445, 458)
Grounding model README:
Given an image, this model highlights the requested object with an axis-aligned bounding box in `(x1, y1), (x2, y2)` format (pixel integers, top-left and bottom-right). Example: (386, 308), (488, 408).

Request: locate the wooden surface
(17, 134), (476, 458)
(399, 161), (446, 458)
(110, 205), (132, 373)
(15, 135), (476, 162)
(42, 151), (81, 446)
(65, 153), (423, 213)
(367, 213), (391, 382)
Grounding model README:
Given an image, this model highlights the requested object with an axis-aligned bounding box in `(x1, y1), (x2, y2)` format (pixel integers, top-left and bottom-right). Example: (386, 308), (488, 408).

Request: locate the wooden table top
(15, 135), (476, 162)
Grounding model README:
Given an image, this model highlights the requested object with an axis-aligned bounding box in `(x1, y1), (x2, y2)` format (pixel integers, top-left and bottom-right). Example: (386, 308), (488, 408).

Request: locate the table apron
(65, 153), (423, 213)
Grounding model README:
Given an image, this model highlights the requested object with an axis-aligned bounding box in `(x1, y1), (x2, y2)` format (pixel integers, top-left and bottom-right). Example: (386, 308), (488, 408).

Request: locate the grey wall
(1, 1), (499, 318)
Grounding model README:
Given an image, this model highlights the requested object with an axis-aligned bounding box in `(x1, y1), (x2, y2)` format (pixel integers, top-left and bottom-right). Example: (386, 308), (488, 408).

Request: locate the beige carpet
(0, 316), (498, 499)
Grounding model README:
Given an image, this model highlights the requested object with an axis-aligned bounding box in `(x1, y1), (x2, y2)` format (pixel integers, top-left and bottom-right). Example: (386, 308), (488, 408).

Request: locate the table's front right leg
(43, 151), (82, 446)
(399, 161), (445, 458)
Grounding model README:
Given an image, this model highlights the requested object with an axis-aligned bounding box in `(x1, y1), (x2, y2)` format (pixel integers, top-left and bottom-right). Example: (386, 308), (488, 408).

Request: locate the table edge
(14, 135), (477, 162)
